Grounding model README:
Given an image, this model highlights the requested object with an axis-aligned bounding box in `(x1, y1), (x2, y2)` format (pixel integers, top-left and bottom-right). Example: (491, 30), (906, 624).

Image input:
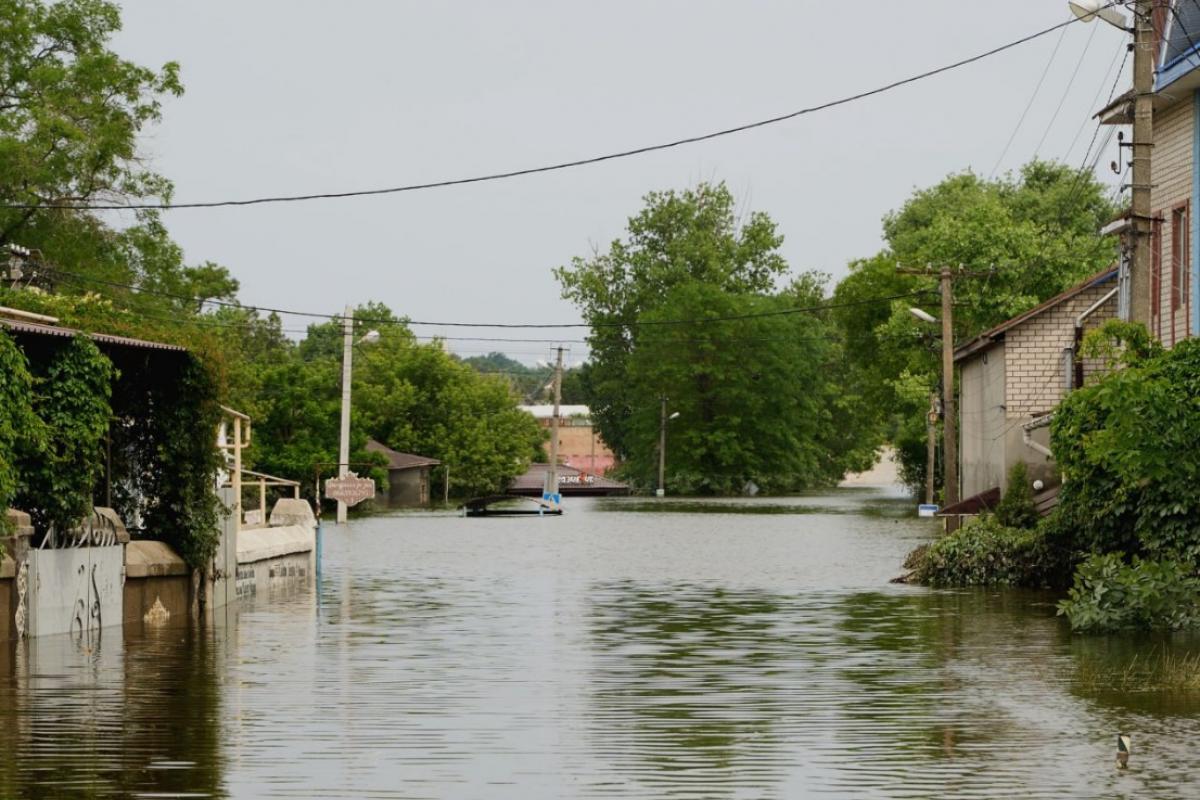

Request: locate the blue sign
(918, 504), (939, 518)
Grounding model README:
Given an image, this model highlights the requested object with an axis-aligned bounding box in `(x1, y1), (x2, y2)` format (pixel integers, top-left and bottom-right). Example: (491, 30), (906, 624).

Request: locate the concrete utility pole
(546, 346), (564, 503)
(657, 396), (668, 498)
(337, 305), (353, 524)
(1129, 0), (1155, 326)
(940, 267), (959, 529)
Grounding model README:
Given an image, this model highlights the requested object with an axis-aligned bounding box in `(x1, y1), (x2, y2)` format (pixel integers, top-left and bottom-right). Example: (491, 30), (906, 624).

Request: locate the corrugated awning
(0, 317), (187, 352)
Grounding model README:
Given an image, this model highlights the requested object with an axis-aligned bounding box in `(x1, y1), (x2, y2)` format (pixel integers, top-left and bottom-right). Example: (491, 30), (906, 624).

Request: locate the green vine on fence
(15, 336), (114, 537)
(110, 353), (223, 569)
(0, 330), (39, 535)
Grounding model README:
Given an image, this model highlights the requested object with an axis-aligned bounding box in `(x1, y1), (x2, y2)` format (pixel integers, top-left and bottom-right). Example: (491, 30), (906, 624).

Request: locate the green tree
(558, 182), (876, 493)
(833, 161), (1120, 494)
(0, 0), (238, 312)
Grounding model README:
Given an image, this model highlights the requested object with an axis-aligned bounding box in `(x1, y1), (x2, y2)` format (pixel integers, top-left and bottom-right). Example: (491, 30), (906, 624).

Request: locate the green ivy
(110, 353), (222, 569)
(14, 335), (113, 537)
(0, 330), (39, 534)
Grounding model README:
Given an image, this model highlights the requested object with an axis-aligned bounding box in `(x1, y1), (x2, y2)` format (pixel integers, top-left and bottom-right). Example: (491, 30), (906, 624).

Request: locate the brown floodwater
(2, 487), (1199, 798)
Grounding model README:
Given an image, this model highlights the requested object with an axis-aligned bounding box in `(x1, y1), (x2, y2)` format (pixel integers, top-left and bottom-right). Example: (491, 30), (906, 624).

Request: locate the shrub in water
(994, 462), (1039, 530)
(1058, 553), (1200, 633)
(909, 516), (1046, 587)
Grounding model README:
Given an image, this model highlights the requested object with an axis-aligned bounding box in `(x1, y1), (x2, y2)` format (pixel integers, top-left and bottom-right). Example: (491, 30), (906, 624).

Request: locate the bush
(0, 330), (38, 532)
(1052, 336), (1200, 562)
(1058, 553), (1200, 633)
(994, 462), (1039, 529)
(909, 516), (1047, 587)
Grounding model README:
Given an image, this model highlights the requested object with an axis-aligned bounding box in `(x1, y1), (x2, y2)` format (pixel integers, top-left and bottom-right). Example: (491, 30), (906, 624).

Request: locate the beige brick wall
(1003, 283), (1119, 418)
(1152, 94), (1193, 346)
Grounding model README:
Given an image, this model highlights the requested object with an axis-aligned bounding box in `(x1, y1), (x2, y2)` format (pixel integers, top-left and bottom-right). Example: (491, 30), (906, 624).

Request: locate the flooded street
(3, 488), (1200, 798)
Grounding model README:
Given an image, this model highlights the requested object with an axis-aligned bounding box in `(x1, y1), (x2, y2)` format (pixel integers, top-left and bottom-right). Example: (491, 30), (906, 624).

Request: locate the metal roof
(0, 317), (187, 353)
(365, 439), (441, 470)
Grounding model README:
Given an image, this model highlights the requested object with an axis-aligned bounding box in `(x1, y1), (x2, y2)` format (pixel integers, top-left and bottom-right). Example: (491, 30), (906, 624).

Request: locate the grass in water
(1073, 648), (1200, 693)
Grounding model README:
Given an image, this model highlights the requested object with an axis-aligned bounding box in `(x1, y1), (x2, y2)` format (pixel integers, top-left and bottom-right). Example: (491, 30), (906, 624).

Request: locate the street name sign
(325, 473), (376, 507)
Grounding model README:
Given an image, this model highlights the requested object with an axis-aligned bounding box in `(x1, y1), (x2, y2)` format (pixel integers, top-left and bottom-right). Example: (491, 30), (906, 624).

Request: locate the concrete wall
(123, 540), (190, 631)
(1152, 93), (1194, 346)
(27, 545), (124, 639)
(960, 344), (1008, 498)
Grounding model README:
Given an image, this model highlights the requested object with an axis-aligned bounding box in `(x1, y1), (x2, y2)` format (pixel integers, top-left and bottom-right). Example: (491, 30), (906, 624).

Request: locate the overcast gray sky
(111, 1), (1128, 364)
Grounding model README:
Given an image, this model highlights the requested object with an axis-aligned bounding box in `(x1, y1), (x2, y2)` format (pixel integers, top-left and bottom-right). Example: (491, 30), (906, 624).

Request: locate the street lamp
(656, 398), (680, 498)
(336, 305), (380, 523)
(908, 307), (938, 325)
(1068, 0), (1130, 30)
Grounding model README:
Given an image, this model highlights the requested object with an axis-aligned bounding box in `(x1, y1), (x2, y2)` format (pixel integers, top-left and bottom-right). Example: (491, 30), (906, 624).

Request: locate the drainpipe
(1022, 414), (1055, 460)
(1068, 286), (1120, 389)
(0, 306), (58, 324)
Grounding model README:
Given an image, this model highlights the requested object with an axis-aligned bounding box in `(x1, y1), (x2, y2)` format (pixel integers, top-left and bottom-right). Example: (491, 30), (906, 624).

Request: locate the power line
(1033, 19), (1100, 159)
(2, 15), (1087, 212)
(990, 21), (1070, 179)
(41, 265), (933, 329)
(1063, 39), (1126, 164)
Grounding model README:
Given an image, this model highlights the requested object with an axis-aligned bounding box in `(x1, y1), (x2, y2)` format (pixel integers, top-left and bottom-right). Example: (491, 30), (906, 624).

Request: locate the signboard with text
(325, 473), (376, 507)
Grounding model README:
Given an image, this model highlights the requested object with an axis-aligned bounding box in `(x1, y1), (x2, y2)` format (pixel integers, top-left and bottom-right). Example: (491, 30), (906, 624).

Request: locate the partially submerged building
(365, 438), (440, 507)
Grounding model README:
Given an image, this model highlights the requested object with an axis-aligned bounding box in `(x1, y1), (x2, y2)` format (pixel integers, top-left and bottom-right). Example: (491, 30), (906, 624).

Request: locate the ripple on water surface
(1, 490), (1199, 798)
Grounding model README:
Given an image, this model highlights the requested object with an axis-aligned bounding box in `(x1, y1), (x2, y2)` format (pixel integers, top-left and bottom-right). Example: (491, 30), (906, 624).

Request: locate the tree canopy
(832, 161), (1120, 494)
(557, 182), (877, 493)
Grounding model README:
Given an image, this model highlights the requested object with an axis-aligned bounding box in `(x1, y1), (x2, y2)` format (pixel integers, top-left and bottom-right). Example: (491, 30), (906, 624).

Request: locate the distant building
(364, 439), (440, 508)
(953, 268), (1119, 502)
(508, 463), (629, 497)
(518, 405), (616, 475)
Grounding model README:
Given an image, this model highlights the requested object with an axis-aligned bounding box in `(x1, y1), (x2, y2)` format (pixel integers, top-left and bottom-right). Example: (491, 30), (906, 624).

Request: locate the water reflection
(1, 490), (1200, 798)
(587, 582), (790, 797)
(0, 624), (224, 798)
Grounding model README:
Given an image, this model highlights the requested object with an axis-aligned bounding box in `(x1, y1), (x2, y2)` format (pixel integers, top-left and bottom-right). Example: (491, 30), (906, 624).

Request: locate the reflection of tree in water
(0, 625), (225, 798)
(585, 580), (789, 797)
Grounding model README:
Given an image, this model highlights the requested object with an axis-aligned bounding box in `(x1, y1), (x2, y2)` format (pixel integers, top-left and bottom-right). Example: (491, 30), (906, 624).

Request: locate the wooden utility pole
(545, 346), (564, 504)
(926, 393), (938, 506)
(899, 266), (982, 529)
(940, 267), (958, 529)
(1130, 0), (1155, 326)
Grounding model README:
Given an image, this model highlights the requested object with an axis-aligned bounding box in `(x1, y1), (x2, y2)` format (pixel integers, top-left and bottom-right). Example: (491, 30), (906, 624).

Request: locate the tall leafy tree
(0, 0), (237, 307)
(558, 182), (876, 493)
(833, 160), (1120, 494)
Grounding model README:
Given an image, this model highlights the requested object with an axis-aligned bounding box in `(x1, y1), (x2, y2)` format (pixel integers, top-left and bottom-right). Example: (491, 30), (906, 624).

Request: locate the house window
(1171, 204), (1191, 345)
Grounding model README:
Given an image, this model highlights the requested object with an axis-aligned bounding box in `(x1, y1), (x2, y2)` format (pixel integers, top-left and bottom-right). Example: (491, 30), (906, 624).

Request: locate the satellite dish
(1067, 0), (1129, 29)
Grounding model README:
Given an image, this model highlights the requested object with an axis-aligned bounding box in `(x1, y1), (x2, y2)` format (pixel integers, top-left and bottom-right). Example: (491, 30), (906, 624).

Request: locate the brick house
(953, 269), (1118, 501)
(518, 405), (616, 475)
(1097, 0), (1200, 344)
